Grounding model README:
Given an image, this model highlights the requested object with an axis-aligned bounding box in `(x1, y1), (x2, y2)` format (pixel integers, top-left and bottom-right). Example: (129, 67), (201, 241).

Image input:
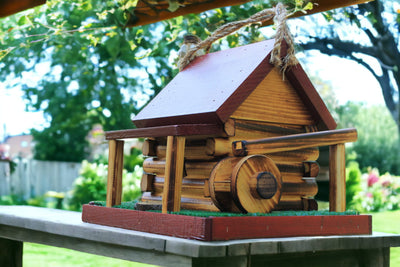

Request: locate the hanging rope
(177, 2), (298, 72)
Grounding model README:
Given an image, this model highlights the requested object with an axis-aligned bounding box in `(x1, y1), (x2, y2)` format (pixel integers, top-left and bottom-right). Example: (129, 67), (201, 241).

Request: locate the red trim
(105, 124), (224, 139)
(82, 205), (372, 241)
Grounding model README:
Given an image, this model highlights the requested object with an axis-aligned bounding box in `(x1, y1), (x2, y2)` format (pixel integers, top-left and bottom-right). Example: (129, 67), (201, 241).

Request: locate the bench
(1, 206), (400, 267)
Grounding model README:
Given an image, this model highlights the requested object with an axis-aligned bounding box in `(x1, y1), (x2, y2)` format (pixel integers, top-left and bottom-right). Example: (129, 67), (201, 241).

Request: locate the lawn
(23, 210), (400, 266)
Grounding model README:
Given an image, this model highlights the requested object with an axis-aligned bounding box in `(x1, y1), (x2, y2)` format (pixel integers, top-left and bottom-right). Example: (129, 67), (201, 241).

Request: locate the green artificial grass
(89, 200), (359, 217)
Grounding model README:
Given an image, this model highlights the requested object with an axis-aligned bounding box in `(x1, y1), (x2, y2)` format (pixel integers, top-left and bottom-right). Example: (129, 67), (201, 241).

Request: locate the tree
(298, 0), (400, 134)
(0, 1), (177, 161)
(0, 0), (274, 161)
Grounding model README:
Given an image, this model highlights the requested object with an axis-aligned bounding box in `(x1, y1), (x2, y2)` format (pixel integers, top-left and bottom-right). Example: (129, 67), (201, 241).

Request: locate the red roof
(133, 39), (336, 131)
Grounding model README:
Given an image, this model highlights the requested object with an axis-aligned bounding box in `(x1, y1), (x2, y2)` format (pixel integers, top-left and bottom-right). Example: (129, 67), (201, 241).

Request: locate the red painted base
(82, 205), (372, 241)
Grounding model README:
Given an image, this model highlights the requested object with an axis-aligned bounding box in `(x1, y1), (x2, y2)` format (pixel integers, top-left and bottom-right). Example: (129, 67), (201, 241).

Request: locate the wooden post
(0, 238), (22, 267)
(106, 140), (124, 207)
(329, 144), (346, 212)
(162, 136), (186, 213)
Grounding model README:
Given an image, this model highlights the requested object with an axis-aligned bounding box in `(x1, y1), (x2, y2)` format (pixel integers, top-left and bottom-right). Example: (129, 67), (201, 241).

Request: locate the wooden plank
(130, 0), (373, 27)
(233, 128), (357, 156)
(0, 238), (22, 267)
(286, 63), (337, 130)
(106, 124), (224, 140)
(82, 205), (372, 241)
(162, 136), (186, 213)
(231, 68), (316, 126)
(106, 140), (124, 207)
(211, 214), (372, 241)
(0, 0), (45, 17)
(329, 144), (346, 212)
(82, 205), (212, 241)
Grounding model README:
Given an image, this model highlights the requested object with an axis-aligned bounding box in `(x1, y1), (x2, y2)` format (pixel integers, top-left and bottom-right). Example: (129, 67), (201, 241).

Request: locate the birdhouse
(105, 39), (357, 214)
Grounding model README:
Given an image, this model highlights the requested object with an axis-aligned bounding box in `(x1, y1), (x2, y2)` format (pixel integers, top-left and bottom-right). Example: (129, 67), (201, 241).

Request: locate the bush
(351, 168), (400, 212)
(67, 158), (142, 211)
(67, 160), (108, 211)
(346, 161), (362, 208)
(336, 102), (400, 175)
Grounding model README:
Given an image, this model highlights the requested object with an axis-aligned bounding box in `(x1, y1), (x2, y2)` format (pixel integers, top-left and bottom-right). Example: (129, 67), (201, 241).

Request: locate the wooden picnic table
(0, 205), (399, 267)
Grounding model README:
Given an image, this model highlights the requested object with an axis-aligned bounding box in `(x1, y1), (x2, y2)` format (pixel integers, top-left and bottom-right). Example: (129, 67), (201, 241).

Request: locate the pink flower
(368, 173), (379, 187)
(366, 192), (373, 198)
(381, 180), (391, 187)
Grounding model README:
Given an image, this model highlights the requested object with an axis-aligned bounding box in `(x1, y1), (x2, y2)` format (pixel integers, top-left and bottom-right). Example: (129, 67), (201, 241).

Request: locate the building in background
(1, 135), (34, 159)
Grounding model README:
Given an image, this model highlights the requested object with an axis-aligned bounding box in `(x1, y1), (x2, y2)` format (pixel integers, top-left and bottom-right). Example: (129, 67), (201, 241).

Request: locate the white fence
(0, 159), (81, 199)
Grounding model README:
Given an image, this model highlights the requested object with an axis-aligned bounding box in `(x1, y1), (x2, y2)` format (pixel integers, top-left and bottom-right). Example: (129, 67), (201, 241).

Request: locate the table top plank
(0, 205), (399, 265)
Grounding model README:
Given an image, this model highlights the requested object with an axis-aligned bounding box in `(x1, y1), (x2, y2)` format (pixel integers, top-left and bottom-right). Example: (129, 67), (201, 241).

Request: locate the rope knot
(177, 3), (298, 72)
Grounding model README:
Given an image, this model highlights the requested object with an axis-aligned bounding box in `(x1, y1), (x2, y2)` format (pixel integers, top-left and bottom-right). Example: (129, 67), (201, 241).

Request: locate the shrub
(67, 160), (108, 211)
(351, 168), (400, 212)
(346, 161), (362, 208)
(336, 102), (400, 175)
(67, 158), (142, 211)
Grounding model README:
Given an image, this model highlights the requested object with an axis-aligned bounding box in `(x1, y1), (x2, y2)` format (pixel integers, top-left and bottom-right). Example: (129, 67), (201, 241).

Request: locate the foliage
(299, 0), (400, 134)
(351, 168), (400, 212)
(0, 1), (175, 161)
(346, 161), (362, 208)
(67, 160), (108, 211)
(0, 194), (27, 205)
(0, 0), (312, 162)
(67, 157), (142, 211)
(336, 102), (400, 174)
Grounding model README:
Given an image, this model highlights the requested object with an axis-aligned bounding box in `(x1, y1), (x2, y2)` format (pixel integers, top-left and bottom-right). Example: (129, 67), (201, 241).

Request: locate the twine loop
(177, 2), (298, 72)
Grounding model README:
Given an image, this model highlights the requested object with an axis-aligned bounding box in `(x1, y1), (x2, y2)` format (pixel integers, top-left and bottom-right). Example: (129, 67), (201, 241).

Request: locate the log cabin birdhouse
(105, 39), (357, 214)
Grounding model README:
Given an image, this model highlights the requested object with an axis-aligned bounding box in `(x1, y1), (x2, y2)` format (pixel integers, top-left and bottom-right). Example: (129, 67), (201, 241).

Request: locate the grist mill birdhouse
(102, 39), (357, 215)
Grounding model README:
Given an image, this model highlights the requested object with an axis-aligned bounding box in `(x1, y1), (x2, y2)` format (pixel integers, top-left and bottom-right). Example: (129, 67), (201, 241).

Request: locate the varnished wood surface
(106, 124), (224, 139)
(233, 128), (357, 156)
(286, 64), (337, 130)
(131, 0), (373, 27)
(162, 136), (186, 213)
(231, 155), (282, 213)
(329, 144), (346, 212)
(0, 0), (45, 17)
(106, 140), (124, 207)
(231, 68), (316, 126)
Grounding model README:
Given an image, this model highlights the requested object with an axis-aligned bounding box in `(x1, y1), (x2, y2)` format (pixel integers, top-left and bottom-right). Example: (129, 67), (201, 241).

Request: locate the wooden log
(140, 173), (155, 192)
(329, 144), (346, 212)
(106, 140), (124, 207)
(209, 157), (242, 212)
(207, 137), (320, 161)
(274, 198), (318, 211)
(162, 136), (185, 213)
(140, 192), (219, 211)
(153, 177), (207, 198)
(275, 161), (320, 184)
(281, 178), (318, 198)
(233, 128), (357, 156)
(142, 139), (157, 157)
(142, 158), (217, 179)
(224, 118), (235, 136)
(231, 155), (282, 213)
(157, 144), (215, 161)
